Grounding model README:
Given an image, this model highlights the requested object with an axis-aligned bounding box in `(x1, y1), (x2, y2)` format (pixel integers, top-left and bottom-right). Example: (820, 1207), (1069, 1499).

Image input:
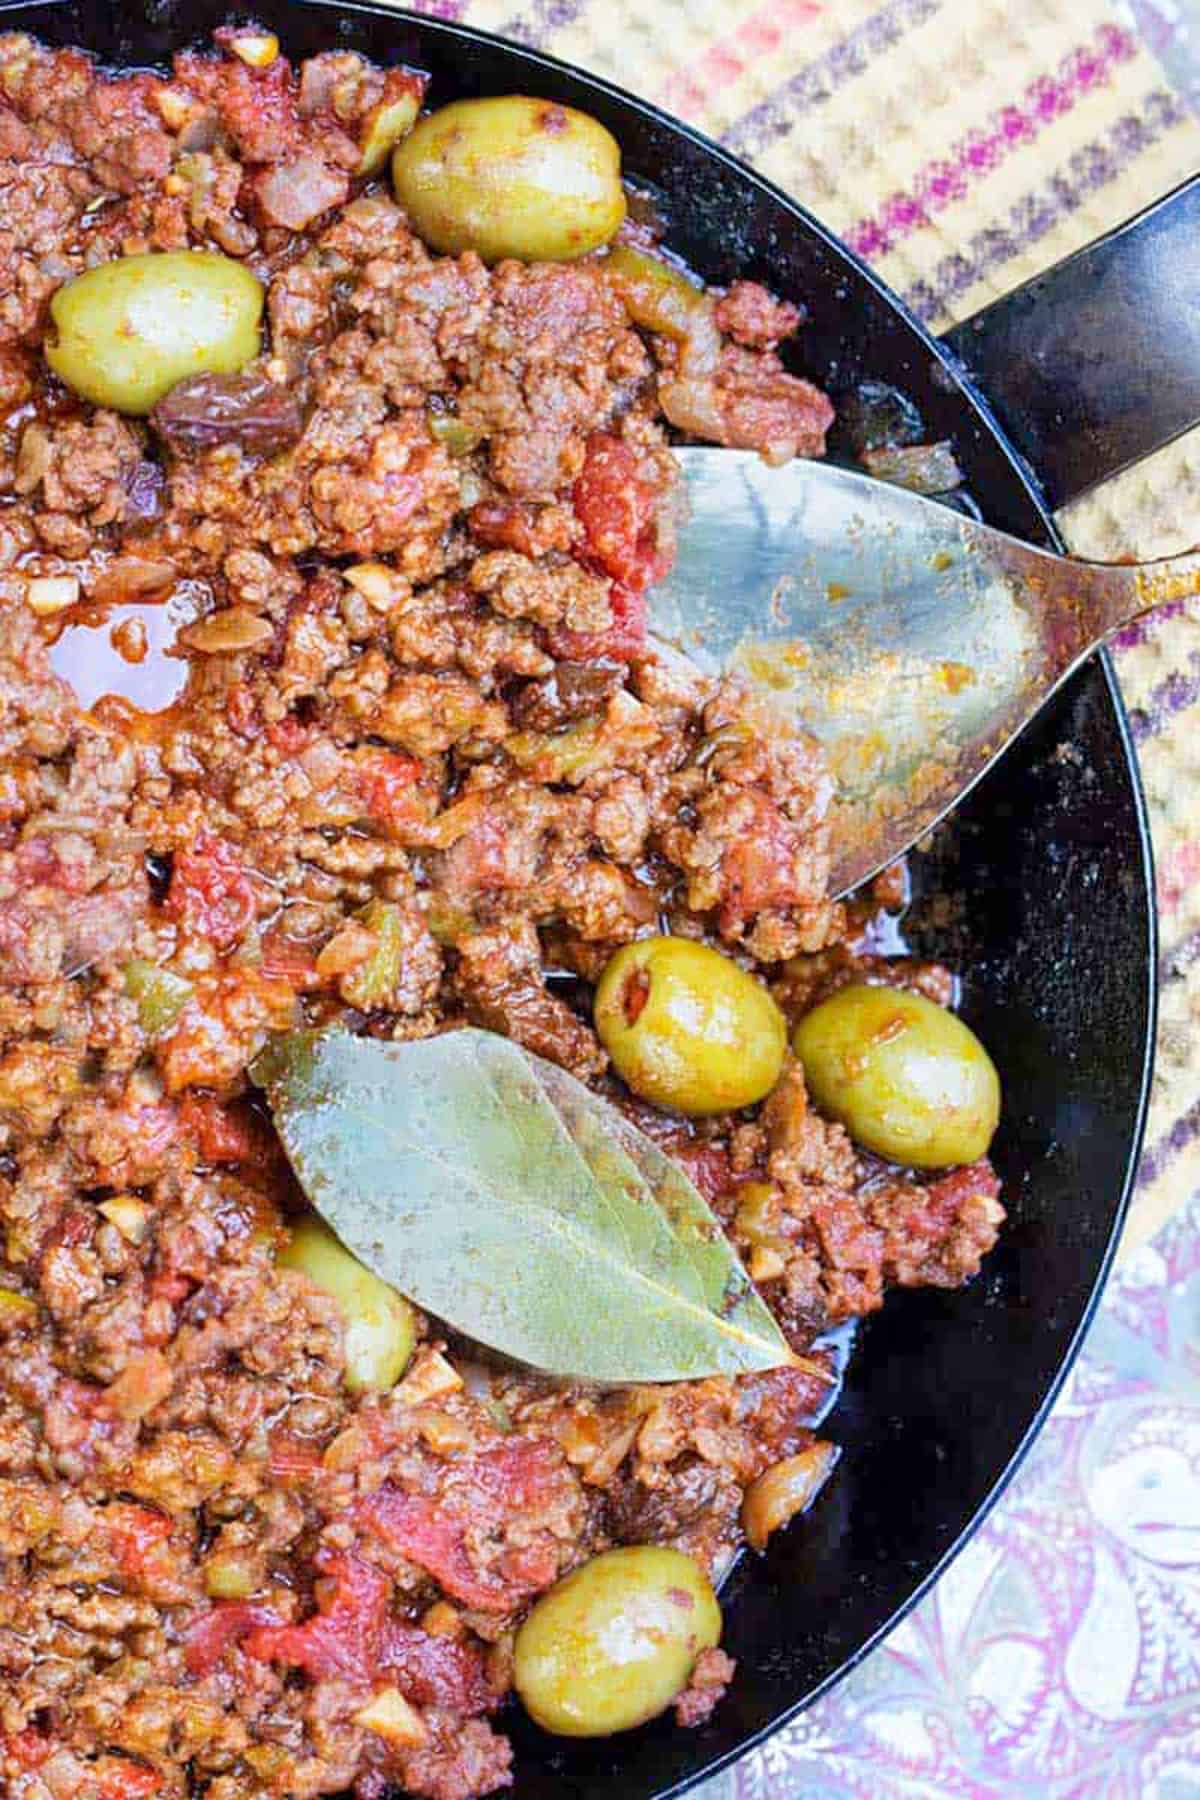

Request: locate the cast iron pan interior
(0, 2), (1157, 1792)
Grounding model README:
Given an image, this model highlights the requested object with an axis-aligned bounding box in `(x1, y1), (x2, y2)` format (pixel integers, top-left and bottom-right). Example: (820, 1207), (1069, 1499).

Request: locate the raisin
(151, 372), (304, 458)
(509, 661), (623, 731)
(123, 458), (165, 524)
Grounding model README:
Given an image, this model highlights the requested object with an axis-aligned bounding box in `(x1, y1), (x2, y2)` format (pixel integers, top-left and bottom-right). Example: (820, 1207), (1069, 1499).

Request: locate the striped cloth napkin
(404, 0), (1200, 1790)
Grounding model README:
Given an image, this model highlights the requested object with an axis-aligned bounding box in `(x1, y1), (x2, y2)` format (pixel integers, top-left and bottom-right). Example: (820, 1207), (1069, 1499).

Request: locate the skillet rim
(662, 649), (1158, 1796)
(0, 1), (1159, 1788)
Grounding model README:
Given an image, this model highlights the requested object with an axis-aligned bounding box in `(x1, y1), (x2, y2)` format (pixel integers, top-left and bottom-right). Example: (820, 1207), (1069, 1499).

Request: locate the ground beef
(452, 918), (608, 1080)
(0, 595), (77, 758)
(0, 28), (1005, 1800)
(713, 280), (801, 350)
(674, 1647), (737, 1726)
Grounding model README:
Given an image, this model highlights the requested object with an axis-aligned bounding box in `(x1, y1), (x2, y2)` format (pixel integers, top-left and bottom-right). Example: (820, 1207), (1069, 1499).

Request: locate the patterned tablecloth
(407, 0), (1200, 1789)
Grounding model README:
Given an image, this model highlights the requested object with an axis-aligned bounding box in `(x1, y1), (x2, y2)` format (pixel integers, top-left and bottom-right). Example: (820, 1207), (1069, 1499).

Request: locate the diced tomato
(358, 1438), (567, 1613)
(382, 1622), (494, 1715)
(184, 1599), (284, 1677)
(5, 1729), (51, 1769)
(96, 1756), (161, 1799)
(547, 582), (647, 664)
(225, 686), (262, 741)
(601, 583), (649, 661)
(259, 929), (321, 991)
(670, 1141), (732, 1207)
(359, 1491), (498, 1610)
(886, 1161), (1002, 1251)
(178, 1095), (277, 1169)
(105, 1502), (171, 1584)
(148, 1269), (192, 1306)
(717, 796), (810, 927)
(244, 1552), (387, 1682)
(267, 1430), (325, 1484)
(266, 715), (314, 756)
(242, 1550), (492, 1711)
(356, 749), (426, 837)
(164, 832), (257, 951)
(572, 433), (673, 593)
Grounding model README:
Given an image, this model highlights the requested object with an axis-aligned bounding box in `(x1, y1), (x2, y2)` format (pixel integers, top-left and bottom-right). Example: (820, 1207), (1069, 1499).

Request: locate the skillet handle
(941, 172), (1200, 513)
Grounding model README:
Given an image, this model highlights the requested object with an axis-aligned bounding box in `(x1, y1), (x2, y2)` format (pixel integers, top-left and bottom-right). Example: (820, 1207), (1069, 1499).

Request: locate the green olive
(514, 1547), (721, 1737)
(278, 1215), (415, 1392)
(392, 95), (626, 263)
(45, 251), (264, 415)
(594, 936), (786, 1116)
(793, 984), (1000, 1168)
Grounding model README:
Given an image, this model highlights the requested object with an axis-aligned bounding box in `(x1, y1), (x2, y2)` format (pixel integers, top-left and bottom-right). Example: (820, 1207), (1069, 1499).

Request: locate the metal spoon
(650, 450), (1199, 897)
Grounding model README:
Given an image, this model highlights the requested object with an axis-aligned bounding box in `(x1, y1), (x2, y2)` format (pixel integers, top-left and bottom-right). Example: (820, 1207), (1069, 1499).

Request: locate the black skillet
(0, 0), (1165, 1792)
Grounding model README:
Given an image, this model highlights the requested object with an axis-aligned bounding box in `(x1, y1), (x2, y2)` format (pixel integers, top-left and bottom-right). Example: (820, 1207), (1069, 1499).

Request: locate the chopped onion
(396, 1347), (463, 1403)
(91, 556), (177, 605)
(182, 607), (274, 653)
(227, 30), (279, 68)
(353, 1687), (428, 1746)
(741, 1441), (841, 1551)
(861, 439), (963, 496)
(297, 738), (342, 790)
(659, 375), (726, 442)
(344, 561), (402, 607)
(25, 574), (79, 616)
(357, 89), (421, 175)
(313, 923), (376, 980)
(98, 1195), (154, 1245)
(203, 1549), (259, 1599)
(253, 156), (348, 233)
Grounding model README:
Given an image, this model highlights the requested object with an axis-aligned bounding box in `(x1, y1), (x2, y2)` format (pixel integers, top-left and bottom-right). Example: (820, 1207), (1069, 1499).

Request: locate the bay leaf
(255, 1026), (805, 1384)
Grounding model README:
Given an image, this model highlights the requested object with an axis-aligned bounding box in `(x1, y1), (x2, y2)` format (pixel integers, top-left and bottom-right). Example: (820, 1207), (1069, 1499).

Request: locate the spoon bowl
(653, 450), (1197, 894)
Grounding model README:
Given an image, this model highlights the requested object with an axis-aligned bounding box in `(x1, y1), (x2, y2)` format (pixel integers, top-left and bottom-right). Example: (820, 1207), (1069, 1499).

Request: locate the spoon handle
(1128, 548), (1200, 622)
(1065, 546), (1200, 655)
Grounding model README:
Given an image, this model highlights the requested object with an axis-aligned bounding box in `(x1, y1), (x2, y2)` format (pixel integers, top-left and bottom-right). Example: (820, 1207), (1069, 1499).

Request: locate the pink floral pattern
(697, 1192), (1200, 1798)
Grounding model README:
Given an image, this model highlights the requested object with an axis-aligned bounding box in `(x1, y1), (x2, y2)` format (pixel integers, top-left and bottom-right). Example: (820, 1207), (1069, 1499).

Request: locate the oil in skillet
(707, 1317), (857, 1594)
(45, 580), (208, 713)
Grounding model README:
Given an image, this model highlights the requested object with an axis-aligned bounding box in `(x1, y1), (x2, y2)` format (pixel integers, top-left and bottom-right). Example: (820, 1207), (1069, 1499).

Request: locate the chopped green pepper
(505, 717), (606, 784)
(0, 1286), (38, 1327)
(424, 896), (474, 948)
(123, 959), (194, 1036)
(341, 900), (403, 1010)
(202, 1549), (259, 1599)
(427, 410), (483, 457)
